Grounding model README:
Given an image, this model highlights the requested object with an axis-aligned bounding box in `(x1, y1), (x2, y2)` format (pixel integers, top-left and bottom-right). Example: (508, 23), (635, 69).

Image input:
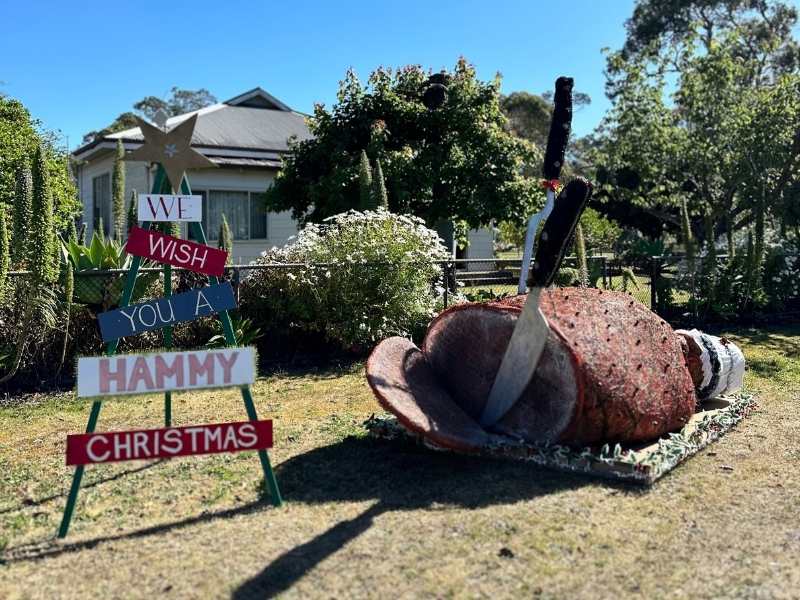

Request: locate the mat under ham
(366, 287), (697, 450)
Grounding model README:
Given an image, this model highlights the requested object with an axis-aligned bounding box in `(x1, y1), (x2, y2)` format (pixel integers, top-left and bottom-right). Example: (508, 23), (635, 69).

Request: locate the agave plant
(206, 316), (263, 348)
(62, 232), (158, 310)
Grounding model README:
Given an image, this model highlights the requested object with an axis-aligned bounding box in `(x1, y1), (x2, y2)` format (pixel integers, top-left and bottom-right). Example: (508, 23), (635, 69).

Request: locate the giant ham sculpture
(366, 77), (745, 453)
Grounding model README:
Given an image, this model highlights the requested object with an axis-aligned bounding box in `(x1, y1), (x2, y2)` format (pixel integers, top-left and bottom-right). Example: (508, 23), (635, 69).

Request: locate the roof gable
(224, 87), (291, 111)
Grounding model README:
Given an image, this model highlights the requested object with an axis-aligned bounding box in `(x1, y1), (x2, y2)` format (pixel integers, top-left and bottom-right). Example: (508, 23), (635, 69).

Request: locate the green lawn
(1, 324), (798, 599)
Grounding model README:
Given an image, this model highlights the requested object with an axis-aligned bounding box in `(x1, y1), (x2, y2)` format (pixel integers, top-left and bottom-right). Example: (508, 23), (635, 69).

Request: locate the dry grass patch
(0, 326), (799, 599)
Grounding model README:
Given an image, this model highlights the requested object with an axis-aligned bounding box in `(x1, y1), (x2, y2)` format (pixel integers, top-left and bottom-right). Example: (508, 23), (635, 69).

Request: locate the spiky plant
(11, 161), (33, 269)
(219, 213), (233, 265)
(58, 252), (74, 369)
(30, 144), (57, 286)
(371, 159), (389, 210)
(112, 139), (126, 240)
(0, 209), (9, 303)
(127, 189), (137, 233)
(680, 198), (695, 271)
(574, 222), (588, 287)
(358, 150), (373, 210)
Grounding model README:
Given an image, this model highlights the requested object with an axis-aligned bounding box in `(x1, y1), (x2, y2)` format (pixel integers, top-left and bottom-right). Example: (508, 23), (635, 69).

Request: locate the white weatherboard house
(72, 87), (494, 264)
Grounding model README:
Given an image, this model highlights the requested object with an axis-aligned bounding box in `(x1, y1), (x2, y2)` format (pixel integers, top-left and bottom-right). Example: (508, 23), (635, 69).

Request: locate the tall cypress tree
(11, 161), (33, 268)
(358, 150), (373, 210)
(218, 213), (233, 265)
(30, 144), (57, 285)
(0, 209), (9, 302)
(371, 159), (389, 210)
(112, 139), (126, 240)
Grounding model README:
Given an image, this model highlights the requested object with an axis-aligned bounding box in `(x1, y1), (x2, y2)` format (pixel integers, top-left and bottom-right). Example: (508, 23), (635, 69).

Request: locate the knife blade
(481, 178), (593, 427)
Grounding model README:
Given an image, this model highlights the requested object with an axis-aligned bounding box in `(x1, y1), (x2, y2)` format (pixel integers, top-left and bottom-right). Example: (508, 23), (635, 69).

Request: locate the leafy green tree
(81, 112), (138, 145)
(593, 32), (800, 248)
(266, 59), (540, 229)
(0, 96), (79, 230)
(134, 87), (217, 122)
(358, 150), (373, 210)
(83, 88), (218, 144)
(218, 213), (233, 264)
(500, 92), (552, 148)
(11, 161), (32, 267)
(30, 144), (57, 285)
(112, 139), (126, 240)
(616, 0), (799, 87)
(371, 159), (389, 210)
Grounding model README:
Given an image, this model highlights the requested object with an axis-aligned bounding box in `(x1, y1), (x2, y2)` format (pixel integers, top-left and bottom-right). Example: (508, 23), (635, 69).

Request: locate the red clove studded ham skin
(366, 287), (696, 450)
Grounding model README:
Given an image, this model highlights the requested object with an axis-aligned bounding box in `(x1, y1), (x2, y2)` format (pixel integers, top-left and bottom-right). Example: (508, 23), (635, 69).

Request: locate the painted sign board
(97, 282), (236, 342)
(66, 419), (273, 465)
(76, 347), (256, 398)
(126, 226), (228, 277)
(138, 194), (202, 222)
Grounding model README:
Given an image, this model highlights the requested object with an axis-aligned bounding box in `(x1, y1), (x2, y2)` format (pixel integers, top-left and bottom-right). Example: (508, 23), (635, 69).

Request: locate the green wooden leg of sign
(57, 169), (167, 538)
(57, 233), (154, 538)
(185, 209), (282, 507)
(57, 400), (102, 538)
(163, 262), (173, 427)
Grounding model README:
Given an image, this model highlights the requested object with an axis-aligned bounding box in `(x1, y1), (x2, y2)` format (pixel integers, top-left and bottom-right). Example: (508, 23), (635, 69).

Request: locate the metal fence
(8, 254), (794, 323)
(7, 255), (652, 309)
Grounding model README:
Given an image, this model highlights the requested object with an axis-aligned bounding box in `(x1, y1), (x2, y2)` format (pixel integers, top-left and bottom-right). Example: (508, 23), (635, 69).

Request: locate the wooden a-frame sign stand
(58, 165), (282, 538)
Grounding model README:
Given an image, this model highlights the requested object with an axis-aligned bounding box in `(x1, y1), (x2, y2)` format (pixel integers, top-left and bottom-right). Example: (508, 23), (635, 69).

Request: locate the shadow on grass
(232, 435), (619, 599)
(0, 461), (164, 516)
(714, 323), (800, 358)
(0, 497), (272, 566)
(1, 434), (618, 590)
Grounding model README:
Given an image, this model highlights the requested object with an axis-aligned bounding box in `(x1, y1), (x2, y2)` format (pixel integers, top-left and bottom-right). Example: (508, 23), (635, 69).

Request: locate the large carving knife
(480, 179), (592, 427)
(517, 76), (574, 294)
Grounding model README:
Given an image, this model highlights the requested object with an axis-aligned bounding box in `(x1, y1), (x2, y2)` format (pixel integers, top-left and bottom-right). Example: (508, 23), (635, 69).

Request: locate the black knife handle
(529, 177), (593, 287)
(543, 77), (574, 181)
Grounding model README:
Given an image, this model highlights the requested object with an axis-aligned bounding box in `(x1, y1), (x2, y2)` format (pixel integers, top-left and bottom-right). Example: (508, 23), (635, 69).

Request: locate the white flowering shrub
(240, 209), (449, 350)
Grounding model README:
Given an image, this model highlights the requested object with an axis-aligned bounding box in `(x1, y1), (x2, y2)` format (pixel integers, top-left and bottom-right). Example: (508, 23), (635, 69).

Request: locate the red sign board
(126, 226), (228, 276)
(66, 420), (272, 466)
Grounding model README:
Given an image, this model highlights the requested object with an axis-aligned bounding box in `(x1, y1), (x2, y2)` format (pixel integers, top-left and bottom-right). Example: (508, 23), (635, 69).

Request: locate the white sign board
(138, 194), (202, 222)
(77, 347), (256, 398)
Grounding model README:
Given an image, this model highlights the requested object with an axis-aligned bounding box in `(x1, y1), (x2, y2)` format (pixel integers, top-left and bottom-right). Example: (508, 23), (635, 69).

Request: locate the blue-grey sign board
(98, 282), (237, 342)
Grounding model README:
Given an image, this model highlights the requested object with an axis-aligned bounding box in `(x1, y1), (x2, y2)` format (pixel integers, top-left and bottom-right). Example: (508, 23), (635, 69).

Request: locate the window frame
(197, 189), (269, 242)
(92, 172), (112, 232)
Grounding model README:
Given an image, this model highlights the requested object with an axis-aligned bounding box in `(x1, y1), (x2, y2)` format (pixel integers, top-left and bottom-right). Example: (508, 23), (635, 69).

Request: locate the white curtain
(207, 190), (249, 240)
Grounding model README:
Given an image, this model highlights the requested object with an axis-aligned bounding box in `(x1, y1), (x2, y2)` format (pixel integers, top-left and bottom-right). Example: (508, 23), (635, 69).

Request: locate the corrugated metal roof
(107, 105), (312, 151)
(73, 88), (313, 159)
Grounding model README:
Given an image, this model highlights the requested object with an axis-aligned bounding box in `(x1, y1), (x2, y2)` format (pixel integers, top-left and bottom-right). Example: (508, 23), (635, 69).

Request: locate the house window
(196, 190), (269, 241)
(92, 173), (111, 234)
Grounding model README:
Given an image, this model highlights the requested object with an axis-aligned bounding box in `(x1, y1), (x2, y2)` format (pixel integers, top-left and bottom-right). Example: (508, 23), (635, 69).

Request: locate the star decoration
(125, 114), (216, 192)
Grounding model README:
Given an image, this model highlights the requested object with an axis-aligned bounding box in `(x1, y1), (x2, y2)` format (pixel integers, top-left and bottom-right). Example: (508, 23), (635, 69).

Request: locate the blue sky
(2, 0), (636, 151)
